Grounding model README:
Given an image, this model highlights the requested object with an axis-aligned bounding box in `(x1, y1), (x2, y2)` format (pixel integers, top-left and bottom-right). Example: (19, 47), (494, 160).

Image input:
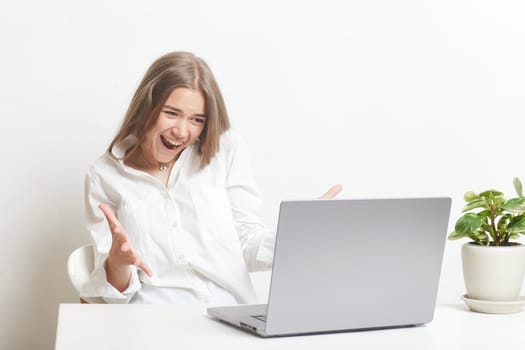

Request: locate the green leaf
(493, 196), (506, 208)
(496, 214), (511, 232)
(476, 209), (491, 218)
(448, 231), (465, 240)
(502, 198), (525, 213)
(481, 223), (492, 235)
(507, 215), (525, 233)
(473, 231), (489, 245)
(464, 191), (479, 202)
(455, 213), (484, 236)
(514, 178), (524, 198)
(479, 190), (504, 198)
(510, 232), (521, 239)
(462, 199), (488, 212)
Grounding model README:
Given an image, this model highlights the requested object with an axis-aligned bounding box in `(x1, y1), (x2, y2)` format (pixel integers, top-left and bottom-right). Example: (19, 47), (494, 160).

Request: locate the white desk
(55, 304), (525, 350)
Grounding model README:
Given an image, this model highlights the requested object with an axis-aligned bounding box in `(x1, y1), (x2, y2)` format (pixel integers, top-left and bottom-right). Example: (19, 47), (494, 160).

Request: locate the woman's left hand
(319, 184), (343, 199)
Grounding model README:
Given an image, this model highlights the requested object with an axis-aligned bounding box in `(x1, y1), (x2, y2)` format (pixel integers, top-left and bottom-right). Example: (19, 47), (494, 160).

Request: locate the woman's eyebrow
(164, 104), (207, 118)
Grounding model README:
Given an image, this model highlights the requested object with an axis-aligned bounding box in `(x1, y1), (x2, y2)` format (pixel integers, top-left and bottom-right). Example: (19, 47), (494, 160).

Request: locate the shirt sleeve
(79, 167), (141, 303)
(224, 131), (276, 272)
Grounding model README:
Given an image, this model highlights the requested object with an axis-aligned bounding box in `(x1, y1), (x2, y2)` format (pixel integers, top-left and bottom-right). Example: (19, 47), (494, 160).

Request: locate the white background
(1, 0), (525, 348)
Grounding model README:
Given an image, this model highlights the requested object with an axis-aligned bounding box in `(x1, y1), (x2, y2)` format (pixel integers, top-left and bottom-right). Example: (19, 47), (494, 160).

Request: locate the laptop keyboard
(250, 314), (267, 322)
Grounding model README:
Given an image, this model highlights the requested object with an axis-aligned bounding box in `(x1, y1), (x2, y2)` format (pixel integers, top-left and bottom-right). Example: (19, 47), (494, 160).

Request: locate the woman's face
(143, 87), (207, 165)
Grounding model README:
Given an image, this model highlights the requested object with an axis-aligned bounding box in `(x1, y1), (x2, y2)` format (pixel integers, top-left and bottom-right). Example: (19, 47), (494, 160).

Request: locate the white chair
(67, 244), (104, 303)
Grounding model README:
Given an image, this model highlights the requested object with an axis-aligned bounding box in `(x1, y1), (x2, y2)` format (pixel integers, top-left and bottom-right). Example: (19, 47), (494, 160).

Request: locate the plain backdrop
(1, 0), (525, 348)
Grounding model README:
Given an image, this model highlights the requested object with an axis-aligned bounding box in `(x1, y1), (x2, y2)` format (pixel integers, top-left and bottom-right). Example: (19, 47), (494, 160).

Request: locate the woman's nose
(171, 120), (189, 139)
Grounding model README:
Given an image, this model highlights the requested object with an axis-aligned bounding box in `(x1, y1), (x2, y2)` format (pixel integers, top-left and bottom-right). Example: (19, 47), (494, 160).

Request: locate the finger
(319, 184), (343, 199)
(99, 203), (122, 233)
(137, 260), (153, 277)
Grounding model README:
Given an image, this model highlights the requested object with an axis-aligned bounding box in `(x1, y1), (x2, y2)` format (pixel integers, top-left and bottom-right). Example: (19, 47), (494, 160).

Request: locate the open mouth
(160, 135), (182, 150)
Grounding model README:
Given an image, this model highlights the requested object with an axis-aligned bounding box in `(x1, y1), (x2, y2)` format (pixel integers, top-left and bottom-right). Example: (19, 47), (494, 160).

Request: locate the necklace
(137, 148), (171, 172)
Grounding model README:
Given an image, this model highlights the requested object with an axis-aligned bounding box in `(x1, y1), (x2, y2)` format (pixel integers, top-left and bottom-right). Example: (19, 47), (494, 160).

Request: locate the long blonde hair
(109, 52), (230, 168)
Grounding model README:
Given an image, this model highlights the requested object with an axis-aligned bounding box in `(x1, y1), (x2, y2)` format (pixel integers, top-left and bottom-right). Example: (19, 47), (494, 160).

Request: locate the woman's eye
(193, 118), (205, 124)
(164, 110), (177, 116)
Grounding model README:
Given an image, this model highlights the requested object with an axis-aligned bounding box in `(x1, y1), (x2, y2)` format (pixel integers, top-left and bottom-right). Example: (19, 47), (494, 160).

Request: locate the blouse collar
(109, 134), (195, 174)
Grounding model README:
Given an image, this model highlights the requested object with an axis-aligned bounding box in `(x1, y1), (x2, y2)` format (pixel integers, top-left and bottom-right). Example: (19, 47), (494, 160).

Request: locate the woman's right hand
(99, 203), (153, 292)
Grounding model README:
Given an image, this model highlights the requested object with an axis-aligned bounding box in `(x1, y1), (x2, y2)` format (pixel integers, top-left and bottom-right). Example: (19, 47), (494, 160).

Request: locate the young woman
(80, 52), (341, 304)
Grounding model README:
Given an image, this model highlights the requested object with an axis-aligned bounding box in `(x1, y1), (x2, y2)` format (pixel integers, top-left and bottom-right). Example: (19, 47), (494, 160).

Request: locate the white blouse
(80, 130), (275, 305)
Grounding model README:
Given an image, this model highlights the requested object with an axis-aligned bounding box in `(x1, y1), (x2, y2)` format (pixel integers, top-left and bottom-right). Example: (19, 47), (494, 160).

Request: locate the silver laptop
(207, 197), (451, 337)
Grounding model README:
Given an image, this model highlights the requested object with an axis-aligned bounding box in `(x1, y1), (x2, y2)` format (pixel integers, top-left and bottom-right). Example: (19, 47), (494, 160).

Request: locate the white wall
(1, 0), (525, 348)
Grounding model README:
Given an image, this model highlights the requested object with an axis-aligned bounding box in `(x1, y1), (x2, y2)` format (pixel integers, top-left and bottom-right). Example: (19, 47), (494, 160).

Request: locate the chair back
(67, 244), (106, 303)
(67, 244), (94, 292)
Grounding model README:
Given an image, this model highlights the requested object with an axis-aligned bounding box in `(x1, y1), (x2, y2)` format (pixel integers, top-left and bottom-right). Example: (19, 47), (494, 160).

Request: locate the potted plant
(448, 177), (525, 313)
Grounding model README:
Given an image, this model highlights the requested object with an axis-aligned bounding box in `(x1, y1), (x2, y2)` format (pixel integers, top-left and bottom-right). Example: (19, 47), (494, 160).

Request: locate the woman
(80, 52), (341, 305)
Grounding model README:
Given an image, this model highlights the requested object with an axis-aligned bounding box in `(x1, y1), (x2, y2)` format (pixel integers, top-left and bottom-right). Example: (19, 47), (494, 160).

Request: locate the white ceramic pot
(462, 243), (525, 301)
